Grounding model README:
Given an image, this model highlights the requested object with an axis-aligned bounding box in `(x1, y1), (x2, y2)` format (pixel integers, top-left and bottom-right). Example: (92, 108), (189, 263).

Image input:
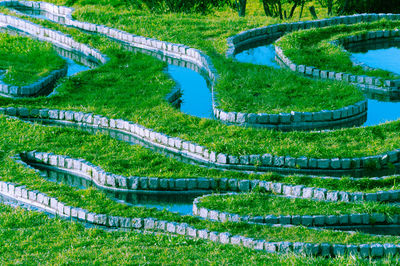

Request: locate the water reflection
(8, 5), (215, 119)
(347, 37), (400, 75)
(29, 163), (206, 215)
(235, 44), (280, 68)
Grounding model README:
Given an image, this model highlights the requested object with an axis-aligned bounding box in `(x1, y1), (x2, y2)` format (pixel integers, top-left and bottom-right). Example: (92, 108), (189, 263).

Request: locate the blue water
(33, 164), (203, 215)
(167, 65), (213, 119)
(236, 42), (400, 127)
(235, 44), (280, 68)
(351, 47), (400, 75)
(365, 99), (400, 126)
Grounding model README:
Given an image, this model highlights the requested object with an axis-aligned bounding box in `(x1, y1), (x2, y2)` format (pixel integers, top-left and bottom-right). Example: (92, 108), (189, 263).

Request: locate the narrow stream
(0, 27), (93, 97)
(235, 38), (400, 127)
(27, 162), (207, 215)
(8, 5), (214, 119)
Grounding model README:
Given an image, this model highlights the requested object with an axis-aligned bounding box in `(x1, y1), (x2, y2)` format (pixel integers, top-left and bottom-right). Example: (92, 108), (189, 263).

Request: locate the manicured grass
(277, 19), (400, 79)
(0, 7), (397, 160)
(0, 32), (65, 86)
(198, 192), (400, 217)
(3, 204), (397, 265)
(255, 174), (400, 193)
(0, 117), (399, 245)
(0, 1), (364, 115)
(1, 1), (400, 262)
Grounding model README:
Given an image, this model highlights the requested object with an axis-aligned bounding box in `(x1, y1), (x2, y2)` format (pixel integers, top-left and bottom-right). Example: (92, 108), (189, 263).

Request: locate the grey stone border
(0, 65), (67, 98)
(2, 3), (400, 174)
(273, 26), (400, 95)
(19, 151), (400, 203)
(2, 0), (374, 130)
(2, 179), (399, 258)
(213, 100), (368, 131)
(226, 13), (400, 127)
(0, 152), (398, 258)
(4, 106), (400, 176)
(193, 193), (400, 227)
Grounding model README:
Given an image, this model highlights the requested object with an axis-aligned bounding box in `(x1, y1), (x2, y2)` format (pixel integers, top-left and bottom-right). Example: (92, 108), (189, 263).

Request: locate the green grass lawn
(277, 19), (400, 79)
(1, 0), (400, 262)
(0, 6), (397, 160)
(198, 192), (400, 217)
(3, 204), (396, 265)
(0, 32), (65, 86)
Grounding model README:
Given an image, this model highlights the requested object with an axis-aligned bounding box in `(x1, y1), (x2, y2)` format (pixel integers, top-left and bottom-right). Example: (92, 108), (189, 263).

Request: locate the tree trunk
(236, 0), (247, 17)
(288, 2), (298, 18)
(299, 2), (304, 19)
(261, 0), (272, 16)
(309, 5), (318, 19)
(327, 0), (333, 15)
(278, 1), (283, 20)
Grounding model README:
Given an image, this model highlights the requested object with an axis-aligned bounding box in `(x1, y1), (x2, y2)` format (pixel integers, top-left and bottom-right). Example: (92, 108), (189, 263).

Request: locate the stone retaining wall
(0, 152), (397, 258)
(1, 178), (399, 258)
(226, 13), (400, 127)
(193, 193), (400, 227)
(4, 106), (400, 176)
(0, 65), (67, 97)
(274, 28), (400, 95)
(2, 2), (400, 174)
(19, 151), (400, 203)
(2, 0), (374, 130)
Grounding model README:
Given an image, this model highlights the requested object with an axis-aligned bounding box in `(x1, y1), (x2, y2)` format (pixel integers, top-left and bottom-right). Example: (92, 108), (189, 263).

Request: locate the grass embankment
(3, 204), (397, 265)
(1, 1), (364, 115)
(199, 192), (400, 217)
(1, 117), (400, 245)
(277, 19), (400, 79)
(0, 33), (65, 86)
(0, 17), (397, 159)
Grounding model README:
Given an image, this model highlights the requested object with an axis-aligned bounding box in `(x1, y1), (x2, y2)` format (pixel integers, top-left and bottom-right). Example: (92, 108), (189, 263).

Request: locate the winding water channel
(1, 4), (400, 242)
(9, 5), (215, 119)
(235, 38), (400, 127)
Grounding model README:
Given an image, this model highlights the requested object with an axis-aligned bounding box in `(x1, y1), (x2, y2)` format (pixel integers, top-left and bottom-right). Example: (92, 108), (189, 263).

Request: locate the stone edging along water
(17, 151), (400, 201)
(0, 4), (400, 175)
(225, 13), (400, 127)
(272, 27), (400, 96)
(335, 30), (400, 74)
(0, 64), (67, 98)
(1, 150), (399, 258)
(1, 0), (376, 130)
(5, 106), (400, 176)
(193, 193), (400, 227)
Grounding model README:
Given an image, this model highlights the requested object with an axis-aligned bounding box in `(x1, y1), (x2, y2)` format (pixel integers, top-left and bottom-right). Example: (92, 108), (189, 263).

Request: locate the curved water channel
(235, 38), (400, 127)
(2, 4), (400, 239)
(13, 157), (400, 236)
(0, 26), (93, 98)
(11, 4), (400, 128)
(9, 5), (214, 118)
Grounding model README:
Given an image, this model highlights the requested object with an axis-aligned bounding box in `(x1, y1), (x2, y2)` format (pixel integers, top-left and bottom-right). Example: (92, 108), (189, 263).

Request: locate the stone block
(313, 215), (325, 226)
(301, 215), (313, 226)
(333, 244), (346, 256)
(371, 244), (384, 258)
(265, 242), (278, 253)
(238, 180), (250, 192)
(219, 232), (231, 244)
(325, 215), (338, 225)
(383, 243), (397, 256)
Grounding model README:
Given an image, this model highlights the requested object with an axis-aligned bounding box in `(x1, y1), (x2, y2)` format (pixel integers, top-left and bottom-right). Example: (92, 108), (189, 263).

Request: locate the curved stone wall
(0, 151), (398, 258)
(0, 65), (67, 97)
(273, 27), (400, 95)
(5, 106), (400, 176)
(2, 0), (375, 130)
(193, 193), (400, 227)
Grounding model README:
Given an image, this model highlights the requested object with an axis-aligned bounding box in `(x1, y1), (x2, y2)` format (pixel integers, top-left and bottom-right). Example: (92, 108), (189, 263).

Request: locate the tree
(235, 0), (247, 17)
(261, 0), (309, 19)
